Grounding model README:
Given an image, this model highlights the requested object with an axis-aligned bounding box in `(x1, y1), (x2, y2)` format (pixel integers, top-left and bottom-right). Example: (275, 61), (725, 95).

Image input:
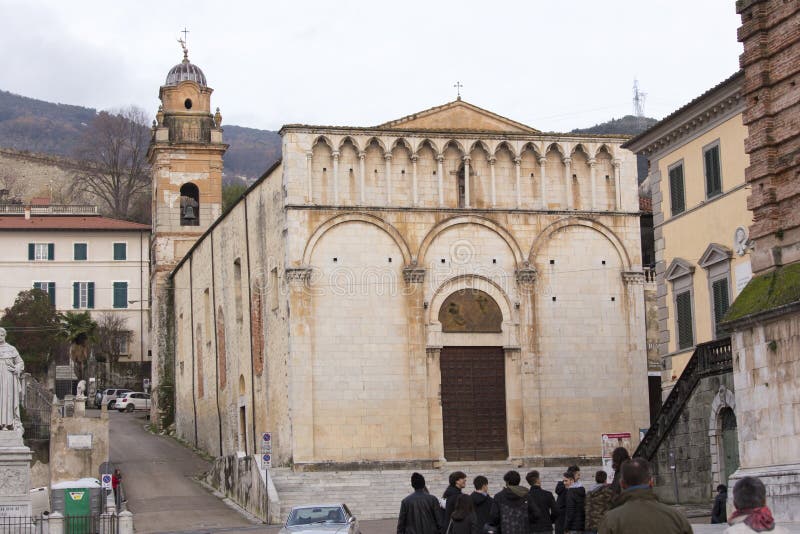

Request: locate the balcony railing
(0, 204), (98, 215)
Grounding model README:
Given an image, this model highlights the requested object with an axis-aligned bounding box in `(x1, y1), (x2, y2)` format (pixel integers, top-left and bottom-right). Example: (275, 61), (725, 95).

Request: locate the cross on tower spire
(178, 27), (190, 60)
(453, 81), (463, 100)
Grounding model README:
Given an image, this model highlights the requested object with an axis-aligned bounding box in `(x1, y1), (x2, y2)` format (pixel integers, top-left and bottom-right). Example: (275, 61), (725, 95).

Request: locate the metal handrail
(634, 337), (732, 461)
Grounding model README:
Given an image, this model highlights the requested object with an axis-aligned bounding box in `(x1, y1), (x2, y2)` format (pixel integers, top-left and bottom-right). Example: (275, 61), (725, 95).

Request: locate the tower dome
(164, 49), (207, 87)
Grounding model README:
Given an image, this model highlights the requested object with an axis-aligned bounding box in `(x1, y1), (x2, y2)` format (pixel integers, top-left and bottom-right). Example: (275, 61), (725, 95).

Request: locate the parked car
(280, 504), (360, 534)
(96, 388), (132, 409)
(114, 392), (151, 412)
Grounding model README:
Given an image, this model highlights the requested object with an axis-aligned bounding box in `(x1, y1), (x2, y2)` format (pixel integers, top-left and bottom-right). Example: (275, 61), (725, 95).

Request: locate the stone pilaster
(285, 267), (314, 462)
(0, 431), (32, 518)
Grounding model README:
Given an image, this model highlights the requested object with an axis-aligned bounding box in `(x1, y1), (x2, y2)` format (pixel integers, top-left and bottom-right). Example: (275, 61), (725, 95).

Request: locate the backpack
(498, 498), (528, 534)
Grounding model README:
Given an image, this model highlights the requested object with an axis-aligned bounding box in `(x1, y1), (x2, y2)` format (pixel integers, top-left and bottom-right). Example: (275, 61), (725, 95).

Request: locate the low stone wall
(651, 372), (735, 504)
(49, 403), (109, 483)
(203, 454), (279, 524)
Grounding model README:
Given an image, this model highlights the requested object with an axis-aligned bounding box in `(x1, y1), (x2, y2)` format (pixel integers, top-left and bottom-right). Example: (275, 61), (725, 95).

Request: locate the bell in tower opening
(179, 182), (200, 226)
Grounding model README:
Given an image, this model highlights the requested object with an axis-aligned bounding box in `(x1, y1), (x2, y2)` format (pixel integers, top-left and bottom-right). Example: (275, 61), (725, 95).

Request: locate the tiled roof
(0, 216), (150, 231)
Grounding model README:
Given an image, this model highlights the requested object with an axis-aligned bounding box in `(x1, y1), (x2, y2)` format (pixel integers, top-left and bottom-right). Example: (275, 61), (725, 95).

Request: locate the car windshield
(287, 506), (345, 526)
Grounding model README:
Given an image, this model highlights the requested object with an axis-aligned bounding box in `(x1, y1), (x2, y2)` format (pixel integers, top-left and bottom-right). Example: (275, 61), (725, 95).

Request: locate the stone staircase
(270, 462), (602, 522)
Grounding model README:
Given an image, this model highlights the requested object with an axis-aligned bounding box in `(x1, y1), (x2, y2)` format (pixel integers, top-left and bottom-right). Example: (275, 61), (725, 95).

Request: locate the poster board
(601, 432), (632, 474)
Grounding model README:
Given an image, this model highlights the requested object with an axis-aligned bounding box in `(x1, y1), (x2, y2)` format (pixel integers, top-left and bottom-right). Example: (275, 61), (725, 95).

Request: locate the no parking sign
(101, 474), (112, 489)
(262, 453), (272, 468)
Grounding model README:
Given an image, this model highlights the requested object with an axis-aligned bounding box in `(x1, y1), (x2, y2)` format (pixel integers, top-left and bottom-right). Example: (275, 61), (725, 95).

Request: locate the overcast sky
(1, 1), (743, 133)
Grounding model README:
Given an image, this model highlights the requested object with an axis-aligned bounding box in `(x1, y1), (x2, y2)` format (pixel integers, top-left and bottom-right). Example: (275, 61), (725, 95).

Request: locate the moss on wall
(724, 263), (800, 322)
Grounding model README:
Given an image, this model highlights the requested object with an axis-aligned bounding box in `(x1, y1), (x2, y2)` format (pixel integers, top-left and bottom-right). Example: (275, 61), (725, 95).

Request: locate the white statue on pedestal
(0, 327), (24, 432)
(76, 380), (86, 398)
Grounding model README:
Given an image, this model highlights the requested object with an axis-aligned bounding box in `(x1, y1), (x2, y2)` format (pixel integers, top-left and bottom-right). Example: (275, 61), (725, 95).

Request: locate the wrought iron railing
(21, 374), (52, 441)
(634, 337), (732, 461)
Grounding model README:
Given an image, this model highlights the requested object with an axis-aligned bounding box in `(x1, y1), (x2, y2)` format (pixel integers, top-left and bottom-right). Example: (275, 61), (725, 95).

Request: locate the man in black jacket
(489, 471), (541, 534)
(710, 484), (727, 524)
(443, 471), (467, 523)
(470, 475), (494, 527)
(398, 473), (443, 534)
(562, 472), (586, 534)
(526, 470), (558, 533)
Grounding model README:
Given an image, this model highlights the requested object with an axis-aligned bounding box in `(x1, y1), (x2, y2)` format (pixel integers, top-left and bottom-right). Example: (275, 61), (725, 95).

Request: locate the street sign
(101, 474), (112, 489)
(261, 432), (272, 453)
(262, 432), (271, 442)
(262, 453), (272, 468)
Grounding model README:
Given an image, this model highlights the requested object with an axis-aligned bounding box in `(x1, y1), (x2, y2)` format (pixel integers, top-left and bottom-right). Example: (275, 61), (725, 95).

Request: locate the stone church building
(150, 49), (650, 467)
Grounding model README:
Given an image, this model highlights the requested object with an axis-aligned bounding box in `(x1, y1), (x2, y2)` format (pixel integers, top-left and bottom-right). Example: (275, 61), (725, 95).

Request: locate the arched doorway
(438, 289), (508, 460)
(720, 407), (739, 481)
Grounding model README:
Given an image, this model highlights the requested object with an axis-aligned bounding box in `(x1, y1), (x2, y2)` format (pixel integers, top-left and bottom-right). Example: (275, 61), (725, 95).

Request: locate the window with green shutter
(704, 144), (722, 198)
(676, 290), (694, 350)
(669, 164), (685, 215)
(74, 243), (87, 261)
(30, 243), (53, 260)
(113, 243), (127, 261)
(113, 282), (128, 309)
(712, 278), (730, 330)
(33, 282), (56, 307)
(73, 281), (94, 309)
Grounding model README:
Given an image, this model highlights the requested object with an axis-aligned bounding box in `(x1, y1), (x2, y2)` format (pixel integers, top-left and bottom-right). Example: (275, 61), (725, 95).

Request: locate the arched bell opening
(180, 182), (200, 226)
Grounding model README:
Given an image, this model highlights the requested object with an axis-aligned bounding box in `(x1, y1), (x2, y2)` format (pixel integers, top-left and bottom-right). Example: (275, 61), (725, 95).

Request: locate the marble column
(411, 155), (419, 206)
(538, 157), (547, 209)
(489, 157), (497, 207)
(564, 157), (573, 209)
(588, 157), (597, 211)
(384, 153), (393, 205)
(514, 158), (522, 209)
(437, 155), (445, 206)
(332, 151), (340, 205)
(358, 152), (366, 205)
(463, 156), (471, 208)
(306, 152), (313, 204)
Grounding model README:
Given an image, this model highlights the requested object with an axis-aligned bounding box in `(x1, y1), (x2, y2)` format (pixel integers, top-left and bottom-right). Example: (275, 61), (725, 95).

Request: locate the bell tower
(148, 41), (227, 427)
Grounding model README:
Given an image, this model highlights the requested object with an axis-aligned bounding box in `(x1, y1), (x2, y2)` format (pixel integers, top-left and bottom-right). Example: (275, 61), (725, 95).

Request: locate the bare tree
(94, 313), (132, 366)
(72, 106), (151, 220)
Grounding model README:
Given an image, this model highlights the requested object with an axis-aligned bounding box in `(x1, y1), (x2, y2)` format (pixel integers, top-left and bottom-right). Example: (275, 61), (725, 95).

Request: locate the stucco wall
(49, 406), (109, 484)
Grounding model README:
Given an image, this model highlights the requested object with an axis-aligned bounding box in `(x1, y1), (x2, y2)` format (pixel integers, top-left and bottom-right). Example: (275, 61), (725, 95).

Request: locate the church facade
(152, 54), (650, 466)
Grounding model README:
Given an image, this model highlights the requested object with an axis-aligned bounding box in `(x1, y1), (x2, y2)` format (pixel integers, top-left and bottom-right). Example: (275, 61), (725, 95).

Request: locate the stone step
(271, 464), (602, 522)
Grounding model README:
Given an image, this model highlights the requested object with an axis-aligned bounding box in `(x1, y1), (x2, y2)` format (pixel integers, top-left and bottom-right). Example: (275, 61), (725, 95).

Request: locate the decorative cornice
(516, 267), (538, 284)
(622, 271), (646, 284)
(403, 267), (426, 284)
(285, 267), (312, 283)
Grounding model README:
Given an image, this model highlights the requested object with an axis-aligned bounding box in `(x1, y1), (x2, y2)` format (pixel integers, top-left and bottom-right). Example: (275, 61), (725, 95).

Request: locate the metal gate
(440, 346), (508, 460)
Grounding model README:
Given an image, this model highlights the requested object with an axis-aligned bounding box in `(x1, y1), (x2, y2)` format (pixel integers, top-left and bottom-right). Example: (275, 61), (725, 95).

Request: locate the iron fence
(0, 516), (43, 533)
(63, 513), (118, 534)
(21, 374), (52, 441)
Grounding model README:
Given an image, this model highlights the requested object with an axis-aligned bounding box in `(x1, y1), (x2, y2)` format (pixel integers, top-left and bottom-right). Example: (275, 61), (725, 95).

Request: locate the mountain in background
(570, 114), (658, 136)
(0, 90), (281, 182)
(0, 90), (657, 182)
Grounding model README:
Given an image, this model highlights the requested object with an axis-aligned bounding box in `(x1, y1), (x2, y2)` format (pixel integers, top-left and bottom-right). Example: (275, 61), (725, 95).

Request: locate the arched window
(180, 183), (200, 226)
(438, 289), (502, 333)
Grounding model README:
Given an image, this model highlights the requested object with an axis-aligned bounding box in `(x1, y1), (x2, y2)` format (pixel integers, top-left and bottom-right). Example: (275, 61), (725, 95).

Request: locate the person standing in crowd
(725, 477), (788, 533)
(489, 470), (540, 534)
(470, 475), (494, 528)
(569, 466), (583, 487)
(598, 458), (692, 534)
(585, 470), (614, 533)
(526, 470), (558, 533)
(112, 468), (123, 508)
(555, 465), (579, 534)
(609, 448), (630, 494)
(398, 472), (443, 534)
(443, 471), (468, 522)
(712, 484), (728, 524)
(563, 471), (586, 534)
(447, 494), (480, 534)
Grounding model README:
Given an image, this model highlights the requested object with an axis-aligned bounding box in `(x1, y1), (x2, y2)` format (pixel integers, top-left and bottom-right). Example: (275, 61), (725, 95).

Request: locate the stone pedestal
(74, 396), (87, 417)
(0, 430), (33, 518)
(729, 464), (800, 521)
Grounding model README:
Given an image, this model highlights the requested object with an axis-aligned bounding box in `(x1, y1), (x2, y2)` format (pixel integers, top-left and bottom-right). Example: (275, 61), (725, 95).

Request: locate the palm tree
(59, 311), (98, 382)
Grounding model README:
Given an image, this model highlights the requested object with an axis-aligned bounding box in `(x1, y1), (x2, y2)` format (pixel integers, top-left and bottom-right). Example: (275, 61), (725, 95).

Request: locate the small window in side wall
(669, 163), (685, 216)
(704, 144), (722, 198)
(712, 278), (730, 332)
(113, 282), (128, 309)
(675, 290), (694, 350)
(74, 243), (88, 261)
(113, 243), (127, 261)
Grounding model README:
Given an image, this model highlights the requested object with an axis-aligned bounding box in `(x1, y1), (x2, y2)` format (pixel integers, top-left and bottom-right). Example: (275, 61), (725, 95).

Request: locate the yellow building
(624, 72), (750, 393)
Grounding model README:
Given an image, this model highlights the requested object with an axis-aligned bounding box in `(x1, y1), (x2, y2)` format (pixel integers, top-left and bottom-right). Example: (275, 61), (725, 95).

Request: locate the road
(108, 410), (256, 533)
(107, 410), (800, 534)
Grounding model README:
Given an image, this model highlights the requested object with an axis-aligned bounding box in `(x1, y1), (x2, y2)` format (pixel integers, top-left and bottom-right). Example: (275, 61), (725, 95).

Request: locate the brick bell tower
(147, 40), (227, 427)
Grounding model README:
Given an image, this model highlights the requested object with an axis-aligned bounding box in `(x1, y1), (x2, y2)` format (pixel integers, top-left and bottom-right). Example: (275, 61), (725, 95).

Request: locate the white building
(0, 204), (150, 369)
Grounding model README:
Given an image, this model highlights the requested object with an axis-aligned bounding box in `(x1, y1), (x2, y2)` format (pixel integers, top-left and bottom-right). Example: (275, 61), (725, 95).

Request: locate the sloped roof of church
(376, 99), (540, 134)
(281, 99), (544, 135)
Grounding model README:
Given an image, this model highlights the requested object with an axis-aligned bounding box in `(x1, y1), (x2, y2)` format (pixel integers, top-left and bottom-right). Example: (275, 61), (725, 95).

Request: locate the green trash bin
(63, 487), (91, 534)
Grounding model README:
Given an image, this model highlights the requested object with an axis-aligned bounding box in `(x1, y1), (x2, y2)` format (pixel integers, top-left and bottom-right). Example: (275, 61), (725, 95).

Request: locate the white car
(280, 504), (360, 534)
(114, 392), (151, 412)
(96, 388), (132, 409)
